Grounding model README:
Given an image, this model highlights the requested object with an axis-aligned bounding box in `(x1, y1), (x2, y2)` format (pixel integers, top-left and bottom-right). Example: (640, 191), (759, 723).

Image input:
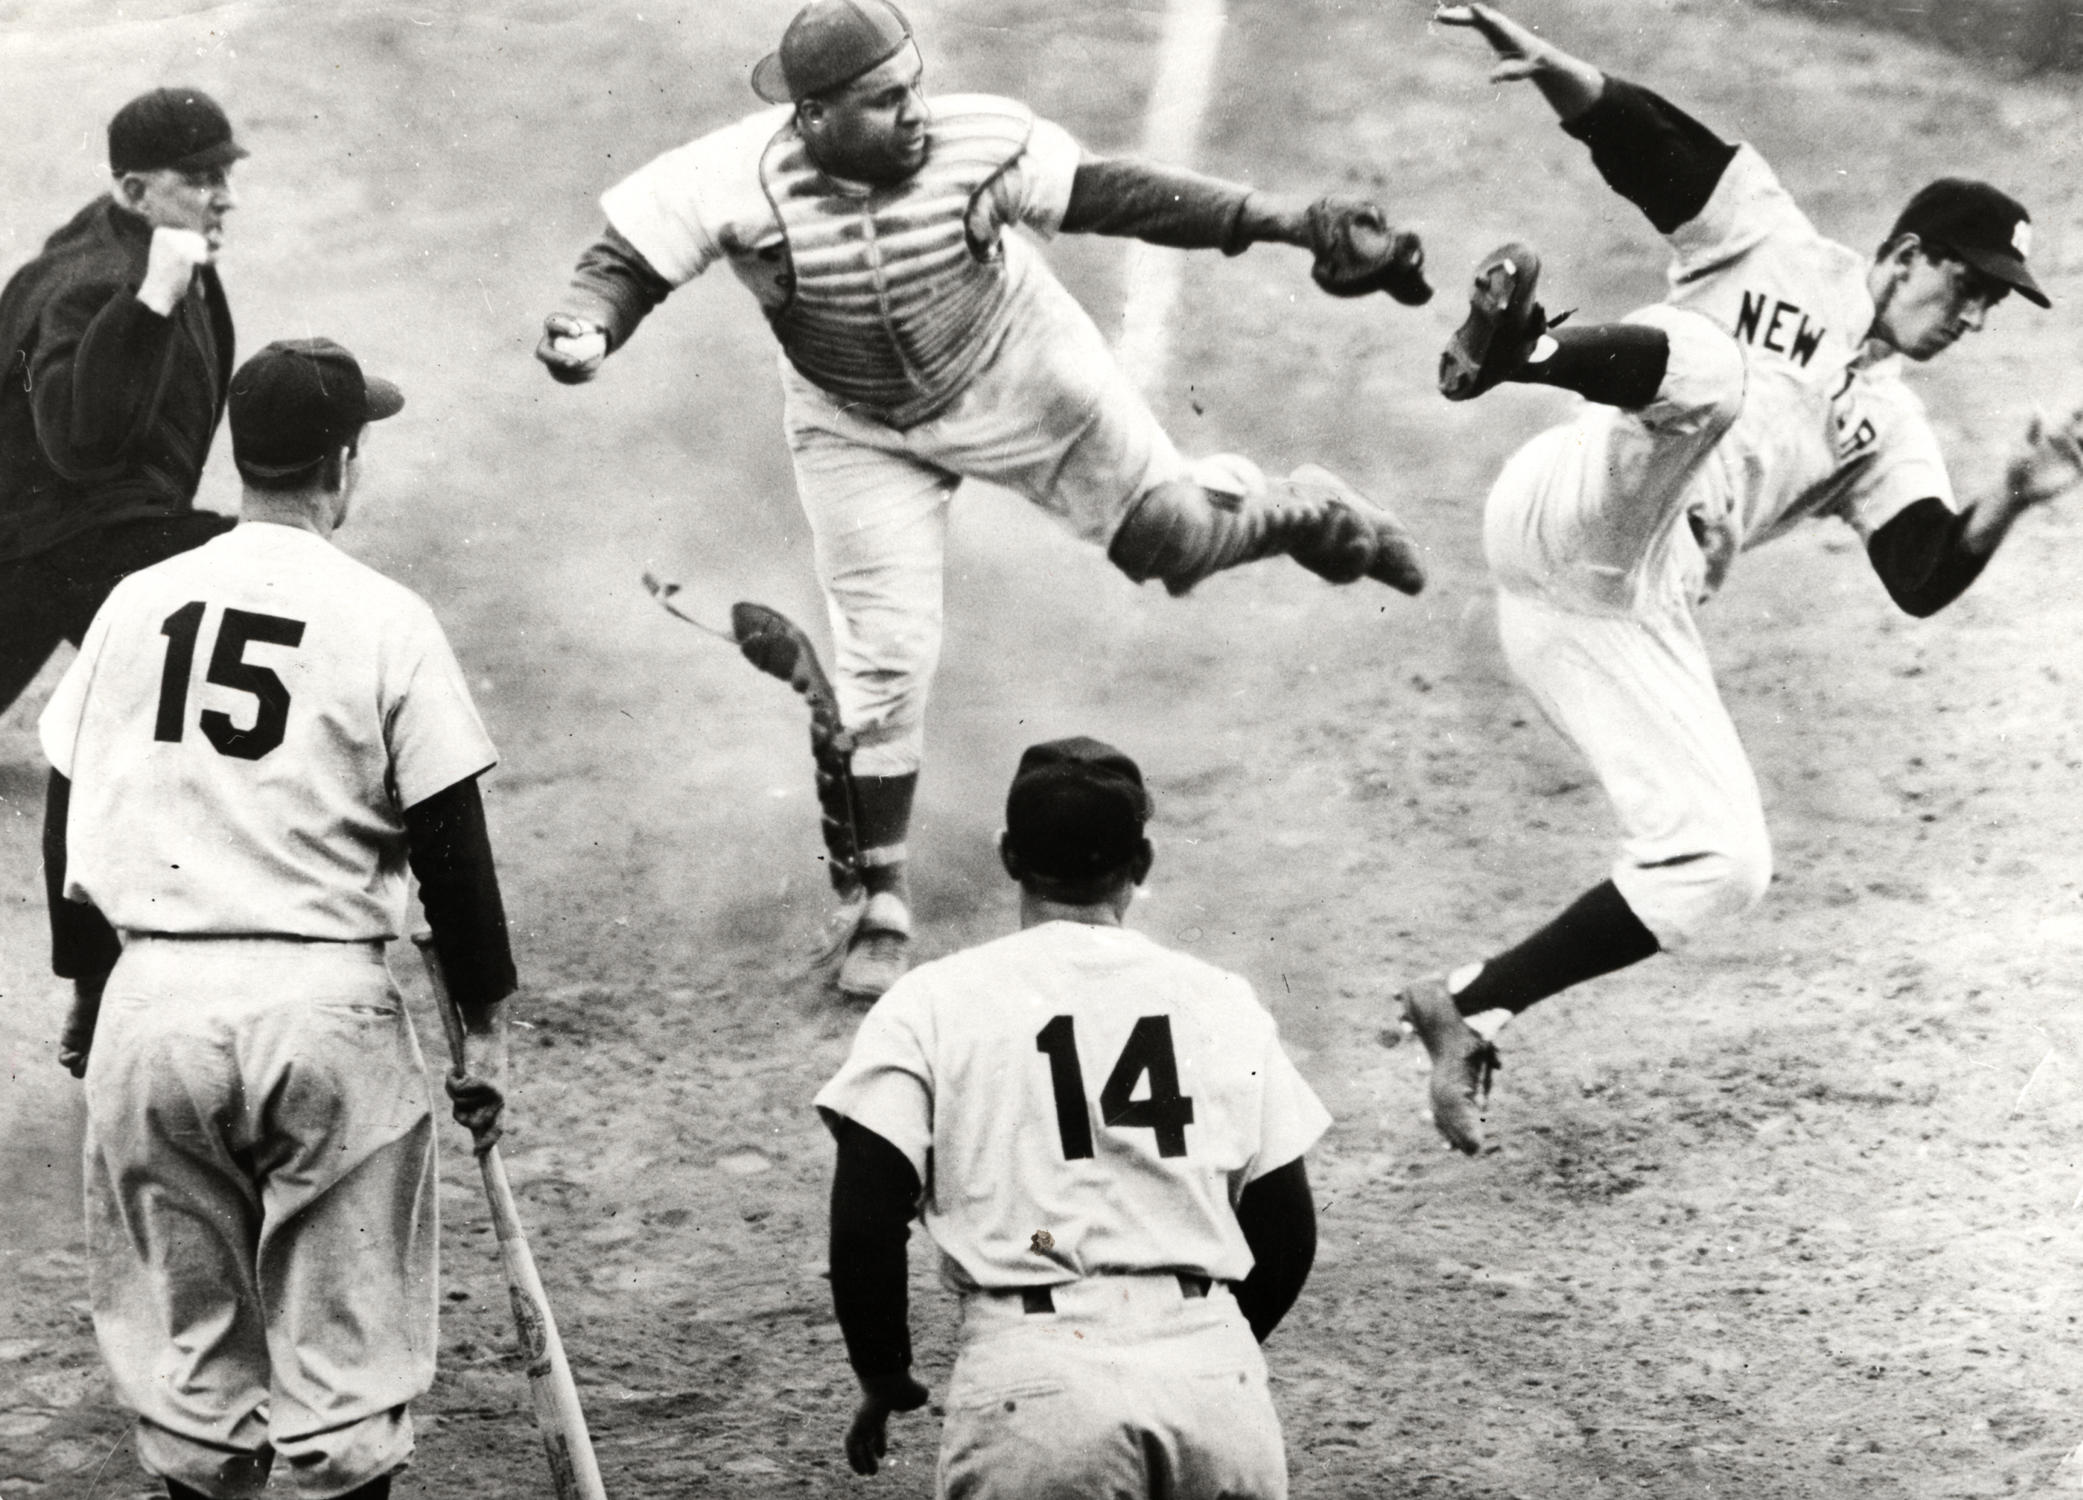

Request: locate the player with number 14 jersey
(817, 737), (1327, 1498)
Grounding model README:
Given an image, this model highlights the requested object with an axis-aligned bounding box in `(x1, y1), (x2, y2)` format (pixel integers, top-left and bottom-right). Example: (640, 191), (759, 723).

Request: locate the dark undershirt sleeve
(1062, 156), (1255, 254)
(1865, 497), (1989, 618)
(403, 775), (517, 1025)
(1561, 76), (1740, 236)
(565, 224), (676, 353)
(43, 771), (121, 982)
(1232, 1156), (1317, 1344)
(824, 1114), (921, 1379)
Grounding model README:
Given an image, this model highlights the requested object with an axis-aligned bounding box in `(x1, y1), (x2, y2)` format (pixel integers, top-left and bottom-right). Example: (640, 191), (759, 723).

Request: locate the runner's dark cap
(108, 88), (248, 175)
(1004, 736), (1152, 883)
(1890, 178), (2049, 308)
(230, 339), (405, 479)
(752, 0), (913, 104)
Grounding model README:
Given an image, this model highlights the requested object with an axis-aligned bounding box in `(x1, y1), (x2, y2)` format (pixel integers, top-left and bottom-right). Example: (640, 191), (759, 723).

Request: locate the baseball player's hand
(535, 313), (609, 385)
(58, 975), (106, 1080)
(1433, 4), (1551, 78)
(2006, 403), (2083, 511)
(1305, 196), (1431, 305)
(844, 1369), (929, 1476)
(1434, 3), (1605, 118)
(137, 227), (212, 316)
(446, 1017), (510, 1155)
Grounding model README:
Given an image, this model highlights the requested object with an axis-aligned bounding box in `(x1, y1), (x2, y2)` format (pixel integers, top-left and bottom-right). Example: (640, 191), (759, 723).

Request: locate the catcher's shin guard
(1108, 465), (1425, 597)
(851, 774), (915, 884)
(731, 603), (865, 898)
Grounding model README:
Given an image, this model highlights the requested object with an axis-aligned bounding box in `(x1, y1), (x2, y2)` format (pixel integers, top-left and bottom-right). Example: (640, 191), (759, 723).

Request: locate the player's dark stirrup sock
(1518, 323), (1669, 409)
(852, 772), (916, 901)
(1451, 879), (1660, 1018)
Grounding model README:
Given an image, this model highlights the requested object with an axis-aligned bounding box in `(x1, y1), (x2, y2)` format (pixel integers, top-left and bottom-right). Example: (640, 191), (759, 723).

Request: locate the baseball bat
(412, 932), (609, 1500)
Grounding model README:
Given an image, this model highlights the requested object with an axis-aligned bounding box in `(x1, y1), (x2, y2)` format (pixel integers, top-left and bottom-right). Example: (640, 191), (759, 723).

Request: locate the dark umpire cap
(1004, 736), (1152, 884)
(230, 339), (405, 478)
(752, 0), (913, 103)
(108, 88), (248, 175)
(1890, 178), (2049, 308)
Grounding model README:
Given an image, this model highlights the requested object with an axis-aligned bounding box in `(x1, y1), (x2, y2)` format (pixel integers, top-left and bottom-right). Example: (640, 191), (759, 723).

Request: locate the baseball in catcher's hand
(535, 313), (608, 384)
(1306, 196), (1432, 305)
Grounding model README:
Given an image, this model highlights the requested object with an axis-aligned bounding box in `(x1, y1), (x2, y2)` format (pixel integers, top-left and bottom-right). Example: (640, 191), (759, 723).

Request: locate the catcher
(540, 0), (1431, 1001)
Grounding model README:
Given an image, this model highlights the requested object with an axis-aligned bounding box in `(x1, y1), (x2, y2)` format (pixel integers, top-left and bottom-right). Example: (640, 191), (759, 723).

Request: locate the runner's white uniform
(39, 520), (496, 1498)
(1481, 145), (1953, 944)
(817, 919), (1330, 1499)
(599, 99), (1196, 777)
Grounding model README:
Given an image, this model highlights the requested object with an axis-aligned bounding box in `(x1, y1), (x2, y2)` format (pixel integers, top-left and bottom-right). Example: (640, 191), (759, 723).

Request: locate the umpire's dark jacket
(0, 196), (234, 564)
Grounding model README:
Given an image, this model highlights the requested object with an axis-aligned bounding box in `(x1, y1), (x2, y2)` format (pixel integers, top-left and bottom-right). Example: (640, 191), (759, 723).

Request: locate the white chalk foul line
(1115, 0), (1227, 393)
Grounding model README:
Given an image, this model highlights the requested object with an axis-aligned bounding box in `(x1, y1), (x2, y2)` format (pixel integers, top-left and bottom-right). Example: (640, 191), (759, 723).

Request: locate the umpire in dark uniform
(0, 88), (246, 714)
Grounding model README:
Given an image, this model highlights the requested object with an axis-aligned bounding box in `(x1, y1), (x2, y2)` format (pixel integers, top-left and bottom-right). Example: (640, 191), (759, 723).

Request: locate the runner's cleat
(1439, 242), (1556, 402)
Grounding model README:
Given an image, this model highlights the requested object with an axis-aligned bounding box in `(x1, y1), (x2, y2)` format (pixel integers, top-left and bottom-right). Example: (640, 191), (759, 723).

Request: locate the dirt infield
(2, 1), (2080, 1496)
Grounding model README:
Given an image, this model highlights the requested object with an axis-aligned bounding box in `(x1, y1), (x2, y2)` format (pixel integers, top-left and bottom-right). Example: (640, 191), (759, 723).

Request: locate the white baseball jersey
(815, 919), (1330, 1290)
(1490, 146), (1955, 616)
(39, 521), (497, 939)
(1665, 145), (1953, 568)
(600, 99), (1080, 312)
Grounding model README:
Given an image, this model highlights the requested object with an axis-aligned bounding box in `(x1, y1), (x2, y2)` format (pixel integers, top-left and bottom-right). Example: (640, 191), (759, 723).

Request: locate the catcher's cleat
(1394, 975), (1500, 1156)
(1439, 242), (1553, 402)
(837, 891), (912, 1002)
(1276, 465), (1428, 595)
(1110, 463), (1428, 598)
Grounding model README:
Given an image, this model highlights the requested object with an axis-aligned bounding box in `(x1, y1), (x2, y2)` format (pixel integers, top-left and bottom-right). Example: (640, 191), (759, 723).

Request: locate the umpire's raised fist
(536, 313), (608, 384)
(138, 227), (212, 316)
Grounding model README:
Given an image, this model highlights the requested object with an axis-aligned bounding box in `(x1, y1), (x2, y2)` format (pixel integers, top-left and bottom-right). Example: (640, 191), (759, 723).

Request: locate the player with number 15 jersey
(43, 511), (493, 938)
(38, 338), (514, 1500)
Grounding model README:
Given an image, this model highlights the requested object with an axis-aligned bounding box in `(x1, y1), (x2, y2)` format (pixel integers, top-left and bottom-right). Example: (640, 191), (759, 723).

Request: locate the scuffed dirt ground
(3, 2), (2081, 1496)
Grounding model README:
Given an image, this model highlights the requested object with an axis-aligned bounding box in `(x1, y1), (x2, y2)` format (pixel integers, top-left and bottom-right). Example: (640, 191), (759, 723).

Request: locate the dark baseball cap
(1004, 736), (1152, 884)
(1889, 177), (2049, 309)
(108, 88), (247, 175)
(752, 0), (913, 103)
(230, 339), (404, 479)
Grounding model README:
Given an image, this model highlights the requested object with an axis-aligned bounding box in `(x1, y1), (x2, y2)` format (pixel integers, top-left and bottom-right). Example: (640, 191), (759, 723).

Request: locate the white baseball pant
(779, 271), (1185, 779)
(938, 1276), (1286, 1500)
(1481, 304), (1770, 946)
(82, 937), (438, 1500)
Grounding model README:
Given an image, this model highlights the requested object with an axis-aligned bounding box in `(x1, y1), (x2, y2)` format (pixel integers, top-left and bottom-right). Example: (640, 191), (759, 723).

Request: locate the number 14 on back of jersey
(1035, 1014), (1196, 1160)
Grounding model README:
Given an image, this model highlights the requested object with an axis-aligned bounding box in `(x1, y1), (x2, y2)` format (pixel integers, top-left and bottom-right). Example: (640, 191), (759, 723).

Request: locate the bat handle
(410, 930), (470, 1077)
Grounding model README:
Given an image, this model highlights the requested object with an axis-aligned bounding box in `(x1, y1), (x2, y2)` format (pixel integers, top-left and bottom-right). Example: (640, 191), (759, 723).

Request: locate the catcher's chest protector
(759, 95), (1034, 428)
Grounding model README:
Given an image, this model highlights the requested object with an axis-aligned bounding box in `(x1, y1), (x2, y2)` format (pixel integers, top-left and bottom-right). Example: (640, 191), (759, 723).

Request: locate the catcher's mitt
(1307, 196), (1432, 305)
